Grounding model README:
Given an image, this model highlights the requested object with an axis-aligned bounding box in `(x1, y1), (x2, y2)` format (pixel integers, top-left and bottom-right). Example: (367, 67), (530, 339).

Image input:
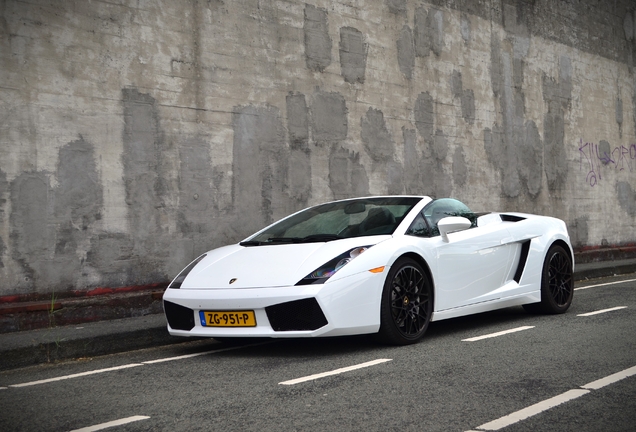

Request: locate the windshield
(241, 197), (422, 246)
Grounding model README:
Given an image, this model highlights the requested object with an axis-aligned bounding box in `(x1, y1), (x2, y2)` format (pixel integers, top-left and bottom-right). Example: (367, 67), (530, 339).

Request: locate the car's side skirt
(430, 291), (541, 322)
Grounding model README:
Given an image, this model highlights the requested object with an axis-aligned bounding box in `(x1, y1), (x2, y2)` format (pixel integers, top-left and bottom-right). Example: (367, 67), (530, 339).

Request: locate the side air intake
(513, 240), (531, 283)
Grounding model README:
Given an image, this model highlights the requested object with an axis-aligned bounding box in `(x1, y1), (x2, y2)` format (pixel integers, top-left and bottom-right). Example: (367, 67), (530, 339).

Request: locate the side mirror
(438, 216), (472, 242)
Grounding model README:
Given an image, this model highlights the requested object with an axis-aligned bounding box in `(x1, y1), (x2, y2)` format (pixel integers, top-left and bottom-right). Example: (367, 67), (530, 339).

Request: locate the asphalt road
(1, 274), (635, 432)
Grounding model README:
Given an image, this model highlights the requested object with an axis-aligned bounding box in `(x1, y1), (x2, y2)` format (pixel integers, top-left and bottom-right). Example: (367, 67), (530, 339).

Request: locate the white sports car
(163, 196), (574, 345)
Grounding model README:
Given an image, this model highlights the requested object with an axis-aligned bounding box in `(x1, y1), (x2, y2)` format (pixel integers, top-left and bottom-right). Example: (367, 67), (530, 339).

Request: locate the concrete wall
(1, 0), (635, 296)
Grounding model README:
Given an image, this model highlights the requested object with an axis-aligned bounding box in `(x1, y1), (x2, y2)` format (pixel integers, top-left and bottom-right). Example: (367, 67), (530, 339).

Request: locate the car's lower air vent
(500, 214), (526, 222)
(163, 300), (195, 331)
(265, 298), (328, 331)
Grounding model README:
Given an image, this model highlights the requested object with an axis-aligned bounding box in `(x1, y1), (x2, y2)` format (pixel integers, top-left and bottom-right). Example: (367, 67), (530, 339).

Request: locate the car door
(433, 222), (516, 311)
(407, 199), (517, 311)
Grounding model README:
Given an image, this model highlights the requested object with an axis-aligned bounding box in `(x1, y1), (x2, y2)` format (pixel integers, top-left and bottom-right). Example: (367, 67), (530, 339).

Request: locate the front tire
(523, 244), (573, 314)
(377, 257), (433, 345)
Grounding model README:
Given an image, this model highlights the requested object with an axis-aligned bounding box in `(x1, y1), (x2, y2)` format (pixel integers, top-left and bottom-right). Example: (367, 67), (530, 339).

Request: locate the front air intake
(163, 300), (195, 331)
(265, 298), (328, 331)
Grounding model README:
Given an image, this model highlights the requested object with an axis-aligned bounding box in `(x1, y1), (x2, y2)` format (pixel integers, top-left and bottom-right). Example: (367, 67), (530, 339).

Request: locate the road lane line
(8, 364), (143, 388)
(472, 365), (636, 431)
(142, 351), (215, 364)
(476, 389), (590, 430)
(581, 365), (636, 390)
(69, 415), (150, 432)
(575, 278), (636, 291)
(6, 342), (272, 388)
(461, 326), (534, 342)
(142, 341), (273, 364)
(577, 306), (627, 317)
(279, 359), (392, 385)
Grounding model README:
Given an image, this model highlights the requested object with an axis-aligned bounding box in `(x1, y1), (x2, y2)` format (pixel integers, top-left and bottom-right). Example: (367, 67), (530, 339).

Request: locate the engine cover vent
(500, 214), (526, 222)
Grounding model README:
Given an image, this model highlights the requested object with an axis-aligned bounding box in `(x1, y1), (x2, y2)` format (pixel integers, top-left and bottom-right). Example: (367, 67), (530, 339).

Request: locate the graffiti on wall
(579, 139), (636, 187)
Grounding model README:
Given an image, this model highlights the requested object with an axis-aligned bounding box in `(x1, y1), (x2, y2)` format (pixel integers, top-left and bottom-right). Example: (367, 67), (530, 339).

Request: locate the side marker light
(369, 266), (385, 273)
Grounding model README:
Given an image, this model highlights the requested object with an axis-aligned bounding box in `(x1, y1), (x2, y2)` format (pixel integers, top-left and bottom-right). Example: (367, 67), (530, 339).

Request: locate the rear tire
(376, 257), (433, 345)
(523, 244), (573, 314)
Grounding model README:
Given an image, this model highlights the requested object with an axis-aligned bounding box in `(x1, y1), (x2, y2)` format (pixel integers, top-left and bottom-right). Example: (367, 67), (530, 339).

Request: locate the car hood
(179, 236), (389, 289)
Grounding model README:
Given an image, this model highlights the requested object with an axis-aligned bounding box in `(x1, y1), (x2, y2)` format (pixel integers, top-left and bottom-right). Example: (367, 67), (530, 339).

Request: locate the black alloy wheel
(523, 244), (573, 314)
(377, 257), (433, 345)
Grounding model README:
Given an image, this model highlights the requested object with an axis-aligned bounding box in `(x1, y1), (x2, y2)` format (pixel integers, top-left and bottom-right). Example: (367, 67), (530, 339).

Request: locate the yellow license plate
(200, 311), (256, 327)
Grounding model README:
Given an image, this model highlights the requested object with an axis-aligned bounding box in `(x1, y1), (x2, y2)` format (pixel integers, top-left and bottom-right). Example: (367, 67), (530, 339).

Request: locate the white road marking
(472, 365), (636, 431)
(142, 351), (214, 364)
(6, 341), (272, 388)
(476, 389), (590, 431)
(142, 341), (272, 364)
(279, 359), (392, 385)
(0, 387), (7, 390)
(581, 365), (636, 390)
(9, 364), (143, 388)
(577, 306), (627, 317)
(575, 278), (636, 291)
(69, 415), (150, 432)
(461, 326), (534, 342)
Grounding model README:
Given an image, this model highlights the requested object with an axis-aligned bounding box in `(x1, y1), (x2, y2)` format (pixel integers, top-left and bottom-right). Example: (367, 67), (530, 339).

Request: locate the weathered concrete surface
(339, 26), (367, 84)
(0, 0), (636, 296)
(304, 4), (332, 72)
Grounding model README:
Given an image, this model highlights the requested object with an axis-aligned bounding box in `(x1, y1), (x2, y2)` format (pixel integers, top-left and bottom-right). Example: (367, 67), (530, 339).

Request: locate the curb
(574, 259), (636, 281)
(0, 314), (187, 371)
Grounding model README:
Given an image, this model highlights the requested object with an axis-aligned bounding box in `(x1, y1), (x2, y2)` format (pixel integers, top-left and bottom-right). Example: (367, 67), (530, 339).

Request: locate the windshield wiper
(239, 240), (265, 246)
(301, 234), (343, 242)
(242, 234), (344, 246)
(267, 237), (302, 243)
(268, 235), (343, 243)
(240, 238), (301, 246)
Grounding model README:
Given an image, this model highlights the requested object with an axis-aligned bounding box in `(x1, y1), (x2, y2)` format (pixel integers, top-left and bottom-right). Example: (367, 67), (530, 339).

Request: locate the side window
(422, 199), (476, 237)
(405, 212), (430, 237)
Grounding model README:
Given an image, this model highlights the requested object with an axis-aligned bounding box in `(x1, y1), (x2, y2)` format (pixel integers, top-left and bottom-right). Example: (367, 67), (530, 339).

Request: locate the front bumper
(162, 269), (386, 338)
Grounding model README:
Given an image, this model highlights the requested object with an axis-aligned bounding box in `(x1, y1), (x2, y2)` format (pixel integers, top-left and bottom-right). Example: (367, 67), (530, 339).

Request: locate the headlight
(296, 247), (370, 285)
(168, 254), (207, 289)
